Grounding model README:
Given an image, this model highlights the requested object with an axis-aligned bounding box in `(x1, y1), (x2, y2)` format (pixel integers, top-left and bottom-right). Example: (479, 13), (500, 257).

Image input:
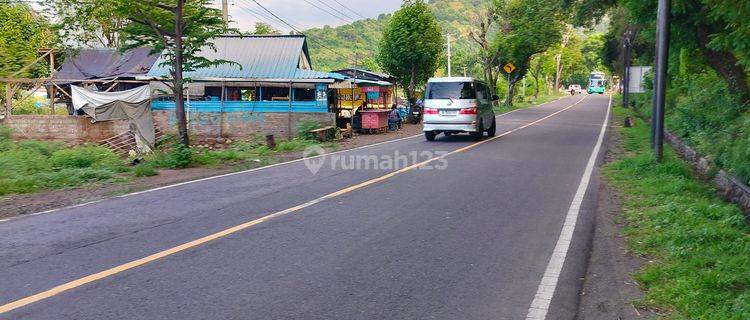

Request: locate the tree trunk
(408, 66), (417, 104)
(695, 24), (749, 104)
(173, 0), (189, 146)
(486, 67), (498, 107)
(554, 53), (562, 91)
(533, 73), (540, 99)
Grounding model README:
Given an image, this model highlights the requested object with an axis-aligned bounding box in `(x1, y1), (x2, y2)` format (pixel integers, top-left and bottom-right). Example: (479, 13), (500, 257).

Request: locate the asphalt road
(0, 94), (611, 320)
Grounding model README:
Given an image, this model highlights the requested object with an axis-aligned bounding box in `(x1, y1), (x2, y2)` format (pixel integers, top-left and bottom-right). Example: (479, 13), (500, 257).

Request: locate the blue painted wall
(152, 100), (328, 113)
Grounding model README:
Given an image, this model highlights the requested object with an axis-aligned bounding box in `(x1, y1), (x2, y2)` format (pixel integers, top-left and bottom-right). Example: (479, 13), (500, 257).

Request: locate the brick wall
(153, 110), (334, 142)
(2, 115), (130, 144)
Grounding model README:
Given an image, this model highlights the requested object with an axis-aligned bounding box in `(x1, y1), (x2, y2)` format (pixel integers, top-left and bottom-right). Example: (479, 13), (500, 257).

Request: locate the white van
(422, 77), (498, 141)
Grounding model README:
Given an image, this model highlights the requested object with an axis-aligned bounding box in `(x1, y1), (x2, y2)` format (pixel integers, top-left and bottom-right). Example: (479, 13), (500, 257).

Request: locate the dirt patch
(0, 124), (423, 220)
(576, 125), (654, 319)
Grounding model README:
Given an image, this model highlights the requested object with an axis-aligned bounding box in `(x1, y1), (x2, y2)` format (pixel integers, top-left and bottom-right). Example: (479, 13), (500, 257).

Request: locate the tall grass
(605, 104), (750, 319)
(0, 126), (128, 195)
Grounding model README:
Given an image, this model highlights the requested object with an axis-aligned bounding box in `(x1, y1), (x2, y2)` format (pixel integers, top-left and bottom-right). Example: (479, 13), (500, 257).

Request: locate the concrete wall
(665, 130), (750, 220)
(2, 115), (130, 144)
(2, 111), (334, 145)
(153, 110), (334, 143)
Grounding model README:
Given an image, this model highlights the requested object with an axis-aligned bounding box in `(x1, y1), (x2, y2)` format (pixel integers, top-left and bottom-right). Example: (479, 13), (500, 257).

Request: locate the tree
(45, 0), (126, 48)
(0, 3), (54, 114)
(553, 26), (573, 91)
(469, 6), (501, 105)
(621, 0), (750, 103)
(493, 0), (566, 105)
(528, 52), (555, 99)
(252, 22), (281, 35)
(0, 3), (54, 78)
(114, 0), (236, 146)
(378, 0), (444, 106)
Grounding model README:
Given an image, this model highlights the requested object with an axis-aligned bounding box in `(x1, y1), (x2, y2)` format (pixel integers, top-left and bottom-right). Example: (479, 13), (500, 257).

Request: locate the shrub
(50, 145), (122, 169)
(133, 163), (159, 177)
(162, 143), (194, 168)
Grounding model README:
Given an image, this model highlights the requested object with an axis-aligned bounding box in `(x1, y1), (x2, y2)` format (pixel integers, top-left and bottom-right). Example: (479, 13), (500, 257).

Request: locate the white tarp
(71, 85), (151, 110)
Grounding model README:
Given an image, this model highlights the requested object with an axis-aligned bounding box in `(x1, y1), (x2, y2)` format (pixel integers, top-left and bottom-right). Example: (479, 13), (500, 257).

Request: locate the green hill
(305, 0), (489, 73)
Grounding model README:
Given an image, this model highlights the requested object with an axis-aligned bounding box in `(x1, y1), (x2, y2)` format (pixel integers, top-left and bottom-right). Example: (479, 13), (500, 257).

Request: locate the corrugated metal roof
(56, 48), (159, 80)
(146, 35), (338, 81)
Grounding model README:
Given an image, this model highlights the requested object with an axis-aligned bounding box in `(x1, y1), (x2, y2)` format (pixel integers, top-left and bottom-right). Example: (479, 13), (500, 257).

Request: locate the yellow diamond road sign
(503, 63), (516, 74)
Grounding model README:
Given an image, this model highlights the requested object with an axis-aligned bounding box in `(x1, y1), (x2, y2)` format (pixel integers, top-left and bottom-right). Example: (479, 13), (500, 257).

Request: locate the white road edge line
(1, 97), (566, 223)
(525, 94), (612, 320)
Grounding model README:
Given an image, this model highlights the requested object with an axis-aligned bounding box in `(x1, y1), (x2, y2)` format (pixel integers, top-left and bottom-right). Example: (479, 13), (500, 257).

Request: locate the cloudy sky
(213, 0), (404, 32)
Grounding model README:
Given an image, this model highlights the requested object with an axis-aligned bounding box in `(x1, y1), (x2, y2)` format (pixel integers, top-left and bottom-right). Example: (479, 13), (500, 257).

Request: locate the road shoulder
(575, 112), (654, 319)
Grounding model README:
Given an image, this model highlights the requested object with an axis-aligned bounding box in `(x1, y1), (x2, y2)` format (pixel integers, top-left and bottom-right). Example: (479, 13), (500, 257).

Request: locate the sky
(213, 0), (403, 33)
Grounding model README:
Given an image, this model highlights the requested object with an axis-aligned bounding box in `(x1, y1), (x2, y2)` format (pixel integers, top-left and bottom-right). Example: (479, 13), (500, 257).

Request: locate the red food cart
(359, 109), (390, 134)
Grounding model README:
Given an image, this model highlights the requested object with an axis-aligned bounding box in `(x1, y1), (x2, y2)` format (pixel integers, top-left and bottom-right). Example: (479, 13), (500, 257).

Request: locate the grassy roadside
(0, 125), (336, 196)
(493, 92), (567, 113)
(604, 103), (750, 318)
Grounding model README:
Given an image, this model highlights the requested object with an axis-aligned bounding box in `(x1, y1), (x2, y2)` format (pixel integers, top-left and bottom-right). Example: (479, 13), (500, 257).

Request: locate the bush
(161, 143), (194, 168)
(133, 163), (159, 177)
(50, 145), (122, 169)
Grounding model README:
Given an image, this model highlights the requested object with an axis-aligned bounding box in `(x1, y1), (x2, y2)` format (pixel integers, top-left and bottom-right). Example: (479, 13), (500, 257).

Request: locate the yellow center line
(0, 95), (587, 315)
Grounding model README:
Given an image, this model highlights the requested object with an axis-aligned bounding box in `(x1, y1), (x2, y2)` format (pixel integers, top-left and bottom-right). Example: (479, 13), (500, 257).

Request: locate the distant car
(568, 84), (583, 95)
(422, 77), (498, 141)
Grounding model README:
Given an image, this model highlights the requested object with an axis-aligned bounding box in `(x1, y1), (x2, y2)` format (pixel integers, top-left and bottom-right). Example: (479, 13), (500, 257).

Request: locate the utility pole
(463, 66), (467, 77)
(446, 34), (452, 77)
(651, 0), (671, 161)
(221, 0), (229, 24)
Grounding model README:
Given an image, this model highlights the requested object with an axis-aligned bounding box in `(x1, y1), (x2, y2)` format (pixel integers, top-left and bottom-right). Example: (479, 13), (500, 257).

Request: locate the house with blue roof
(144, 34), (344, 114)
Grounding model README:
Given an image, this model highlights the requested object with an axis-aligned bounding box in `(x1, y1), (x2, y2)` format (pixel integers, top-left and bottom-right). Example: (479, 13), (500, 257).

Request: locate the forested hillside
(305, 0), (486, 72)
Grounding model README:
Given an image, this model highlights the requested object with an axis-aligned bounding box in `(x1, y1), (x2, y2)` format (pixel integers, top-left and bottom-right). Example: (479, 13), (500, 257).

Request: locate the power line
(300, 0), (351, 23)
(330, 0), (366, 19)
(234, 0), (302, 31)
(314, 0), (356, 22)
(246, 0), (340, 56)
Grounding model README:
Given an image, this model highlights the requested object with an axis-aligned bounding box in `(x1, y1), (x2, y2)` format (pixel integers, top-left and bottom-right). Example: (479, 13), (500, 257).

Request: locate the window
(294, 88), (315, 101)
(260, 87), (289, 101)
(426, 82), (476, 99)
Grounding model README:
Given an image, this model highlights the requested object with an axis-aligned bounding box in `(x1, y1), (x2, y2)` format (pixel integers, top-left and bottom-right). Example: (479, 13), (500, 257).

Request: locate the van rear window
(426, 82), (476, 99)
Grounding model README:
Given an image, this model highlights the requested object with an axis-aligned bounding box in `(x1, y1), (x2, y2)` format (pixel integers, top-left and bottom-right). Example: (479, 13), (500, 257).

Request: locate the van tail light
(424, 108), (439, 115)
(459, 107), (477, 115)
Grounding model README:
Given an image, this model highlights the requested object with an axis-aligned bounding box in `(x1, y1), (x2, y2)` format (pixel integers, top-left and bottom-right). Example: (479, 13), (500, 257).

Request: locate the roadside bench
(308, 126), (335, 141)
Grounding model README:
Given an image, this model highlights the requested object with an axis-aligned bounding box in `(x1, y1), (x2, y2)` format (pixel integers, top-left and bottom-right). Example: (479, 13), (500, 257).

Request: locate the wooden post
(49, 50), (56, 114)
(220, 81), (225, 139)
(5, 82), (14, 116)
(287, 81), (292, 140)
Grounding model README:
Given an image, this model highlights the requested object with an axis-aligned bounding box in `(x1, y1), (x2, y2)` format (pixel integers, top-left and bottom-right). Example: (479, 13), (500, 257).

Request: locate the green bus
(587, 72), (606, 94)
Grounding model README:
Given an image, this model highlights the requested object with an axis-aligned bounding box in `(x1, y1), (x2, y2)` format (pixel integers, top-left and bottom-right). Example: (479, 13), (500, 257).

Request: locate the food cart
(359, 109), (390, 133)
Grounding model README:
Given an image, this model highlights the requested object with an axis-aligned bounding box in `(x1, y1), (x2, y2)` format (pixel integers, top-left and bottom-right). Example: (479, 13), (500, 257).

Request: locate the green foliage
(251, 22), (281, 35)
(378, 0), (444, 100)
(0, 139), (127, 195)
(133, 163), (159, 177)
(49, 145), (122, 169)
(44, 0), (124, 48)
(605, 105), (750, 319)
(157, 142), (195, 169)
(296, 119), (325, 140)
(115, 0), (236, 75)
(0, 3), (54, 79)
(493, 0), (566, 101)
